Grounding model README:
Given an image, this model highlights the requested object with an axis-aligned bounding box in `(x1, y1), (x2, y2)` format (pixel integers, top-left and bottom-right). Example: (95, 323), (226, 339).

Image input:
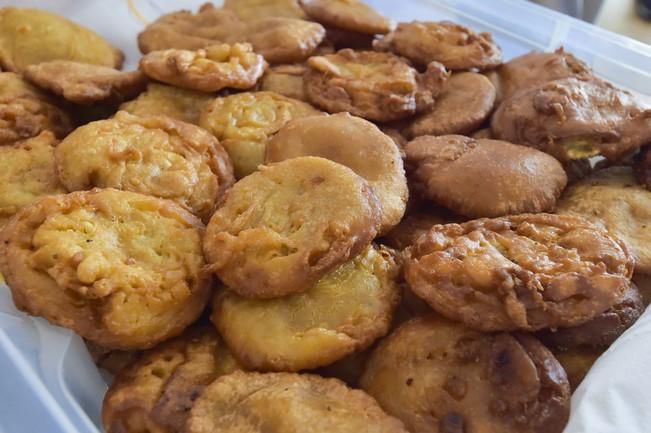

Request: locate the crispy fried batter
(199, 91), (321, 178)
(634, 144), (651, 189)
(259, 64), (307, 101)
(102, 327), (241, 433)
(204, 156), (382, 298)
(244, 17), (326, 64)
(360, 316), (571, 433)
(56, 111), (234, 222)
(266, 113), (407, 234)
(374, 21), (502, 71)
(120, 83), (212, 125)
(492, 76), (651, 162)
(23, 61), (147, 105)
(551, 346), (602, 391)
(305, 49), (448, 122)
(140, 43), (266, 92)
(405, 214), (634, 331)
(300, 0), (392, 35)
(405, 72), (496, 139)
(0, 189), (211, 349)
(405, 135), (567, 218)
(186, 371), (408, 433)
(0, 7), (123, 72)
(381, 203), (459, 250)
(224, 0), (307, 21)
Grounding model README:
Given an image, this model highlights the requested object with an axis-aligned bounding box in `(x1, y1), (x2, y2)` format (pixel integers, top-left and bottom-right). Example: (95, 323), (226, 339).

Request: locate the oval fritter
(0, 189), (211, 349)
(300, 0), (392, 35)
(360, 316), (570, 433)
(405, 214), (634, 331)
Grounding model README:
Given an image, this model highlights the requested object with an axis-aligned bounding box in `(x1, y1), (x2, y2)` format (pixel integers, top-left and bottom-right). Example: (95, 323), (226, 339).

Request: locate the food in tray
(1, 1), (650, 432)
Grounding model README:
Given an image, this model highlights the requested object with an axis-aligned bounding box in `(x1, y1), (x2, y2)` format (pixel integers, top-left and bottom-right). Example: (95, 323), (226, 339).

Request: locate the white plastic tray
(0, 1), (650, 432)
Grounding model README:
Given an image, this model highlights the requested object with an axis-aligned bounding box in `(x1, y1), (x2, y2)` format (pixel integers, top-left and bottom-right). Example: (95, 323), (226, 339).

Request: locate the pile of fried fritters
(1, 1), (650, 432)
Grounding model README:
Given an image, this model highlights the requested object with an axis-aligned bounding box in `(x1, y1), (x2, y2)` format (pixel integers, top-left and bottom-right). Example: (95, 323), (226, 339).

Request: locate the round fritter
(300, 0), (392, 35)
(186, 371), (408, 433)
(259, 64), (307, 101)
(213, 245), (400, 371)
(85, 341), (140, 375)
(23, 61), (147, 105)
(243, 17), (326, 64)
(634, 144), (651, 189)
(120, 83), (213, 125)
(139, 43), (267, 93)
(102, 327), (241, 433)
(360, 316), (571, 433)
(405, 136), (567, 218)
(491, 76), (651, 162)
(224, 0), (307, 21)
(0, 189), (211, 349)
(0, 131), (65, 229)
(405, 72), (496, 139)
(405, 214), (635, 332)
(56, 111), (234, 222)
(374, 21), (502, 71)
(0, 7), (123, 72)
(305, 49), (449, 122)
(266, 113), (407, 234)
(199, 91), (321, 178)
(204, 156), (382, 298)
(381, 204), (459, 251)
(551, 346), (602, 391)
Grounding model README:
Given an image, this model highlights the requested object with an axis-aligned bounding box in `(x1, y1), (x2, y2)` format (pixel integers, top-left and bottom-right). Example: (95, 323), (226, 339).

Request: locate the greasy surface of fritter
(186, 371), (408, 433)
(200, 91), (321, 178)
(266, 113), (407, 234)
(305, 49), (448, 122)
(552, 346), (602, 391)
(139, 43), (266, 93)
(405, 136), (567, 218)
(56, 111), (234, 222)
(0, 189), (211, 349)
(213, 245), (400, 371)
(224, 0), (307, 21)
(492, 76), (651, 162)
(23, 61), (147, 105)
(374, 21), (502, 70)
(259, 64), (307, 101)
(381, 204), (459, 251)
(0, 7), (123, 72)
(405, 214), (634, 331)
(360, 316), (570, 433)
(300, 0), (392, 35)
(204, 157), (382, 298)
(102, 327), (241, 433)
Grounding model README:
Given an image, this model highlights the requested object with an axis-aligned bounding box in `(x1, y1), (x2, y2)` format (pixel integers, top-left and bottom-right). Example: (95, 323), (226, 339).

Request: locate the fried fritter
(305, 49), (449, 122)
(381, 203), (459, 250)
(213, 245), (400, 371)
(405, 135), (567, 218)
(224, 0), (307, 21)
(102, 327), (241, 433)
(23, 61), (147, 105)
(552, 346), (602, 391)
(374, 21), (502, 71)
(360, 316), (571, 433)
(0, 7), (123, 72)
(0, 189), (211, 349)
(244, 17), (326, 64)
(634, 144), (651, 189)
(204, 156), (382, 298)
(186, 371), (408, 433)
(259, 64), (307, 101)
(139, 43), (266, 93)
(266, 113), (407, 234)
(56, 111), (234, 222)
(199, 91), (321, 178)
(85, 341), (140, 375)
(120, 83), (212, 125)
(405, 72), (496, 139)
(557, 166), (651, 275)
(405, 214), (634, 331)
(300, 0), (392, 35)
(492, 76), (651, 162)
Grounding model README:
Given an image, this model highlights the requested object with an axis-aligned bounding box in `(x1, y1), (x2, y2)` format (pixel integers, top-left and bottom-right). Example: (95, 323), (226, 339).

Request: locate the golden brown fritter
(300, 0), (392, 35)
(381, 203), (459, 250)
(405, 72), (496, 139)
(360, 316), (571, 433)
(186, 371), (408, 433)
(213, 245), (400, 371)
(405, 135), (567, 218)
(102, 327), (241, 433)
(23, 61), (147, 105)
(374, 21), (502, 71)
(634, 144), (651, 189)
(552, 346), (602, 391)
(405, 214), (635, 332)
(139, 43), (266, 93)
(85, 341), (140, 375)
(266, 113), (408, 234)
(0, 7), (123, 72)
(305, 49), (448, 122)
(0, 189), (212, 349)
(244, 17), (326, 64)
(492, 76), (651, 162)
(204, 156), (382, 299)
(224, 0), (307, 21)
(200, 91), (321, 178)
(55, 111), (234, 222)
(259, 64), (307, 101)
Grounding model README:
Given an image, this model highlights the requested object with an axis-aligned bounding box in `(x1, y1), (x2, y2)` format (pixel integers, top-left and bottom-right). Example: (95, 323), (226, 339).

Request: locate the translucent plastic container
(0, 1), (650, 432)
